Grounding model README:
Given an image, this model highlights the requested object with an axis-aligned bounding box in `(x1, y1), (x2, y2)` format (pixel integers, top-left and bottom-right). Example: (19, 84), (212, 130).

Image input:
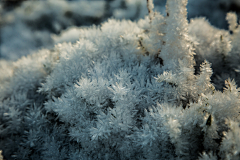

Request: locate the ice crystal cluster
(1, 0), (240, 159)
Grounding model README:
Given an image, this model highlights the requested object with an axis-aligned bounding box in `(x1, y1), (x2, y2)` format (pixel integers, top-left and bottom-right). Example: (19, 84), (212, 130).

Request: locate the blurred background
(1, 0), (240, 60)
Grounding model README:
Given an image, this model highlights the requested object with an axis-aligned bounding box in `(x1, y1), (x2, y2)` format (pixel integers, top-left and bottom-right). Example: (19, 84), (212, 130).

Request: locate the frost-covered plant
(1, 0), (240, 159)
(2, 0), (237, 61)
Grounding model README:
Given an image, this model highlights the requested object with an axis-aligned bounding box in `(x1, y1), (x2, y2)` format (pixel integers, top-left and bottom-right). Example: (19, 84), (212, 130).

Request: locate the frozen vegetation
(1, 0), (239, 60)
(1, 0), (240, 159)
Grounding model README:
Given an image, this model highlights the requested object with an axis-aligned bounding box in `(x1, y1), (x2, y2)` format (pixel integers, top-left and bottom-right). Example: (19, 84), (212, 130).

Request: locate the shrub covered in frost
(2, 0), (238, 61)
(1, 0), (240, 159)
